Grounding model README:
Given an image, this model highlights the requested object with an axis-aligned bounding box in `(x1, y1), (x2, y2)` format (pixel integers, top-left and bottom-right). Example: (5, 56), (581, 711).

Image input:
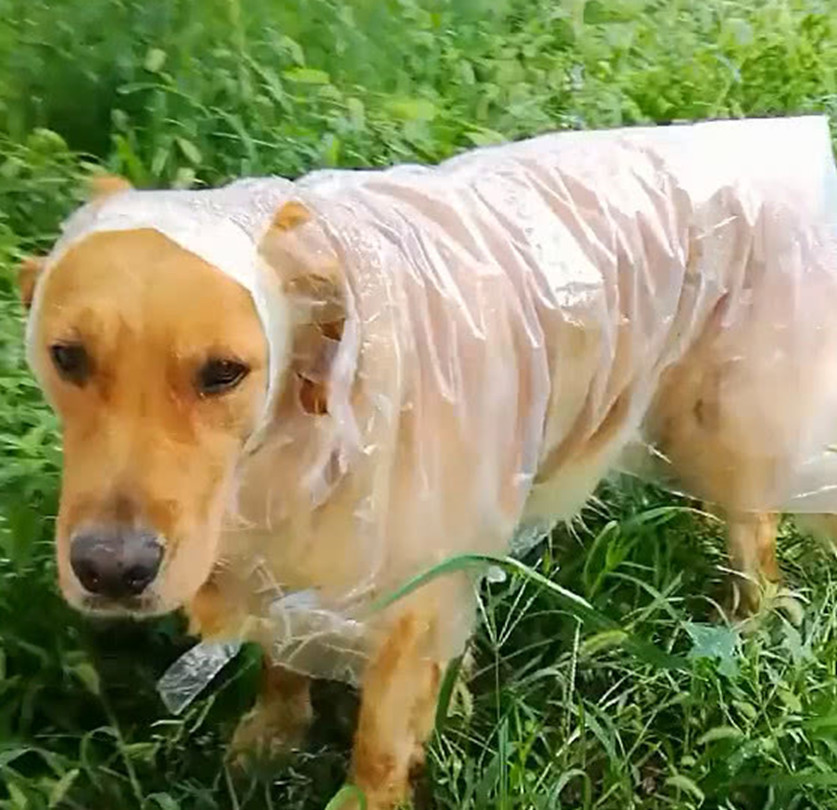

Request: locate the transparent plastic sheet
(157, 584), (368, 715)
(158, 641), (242, 715)
(28, 116), (837, 713)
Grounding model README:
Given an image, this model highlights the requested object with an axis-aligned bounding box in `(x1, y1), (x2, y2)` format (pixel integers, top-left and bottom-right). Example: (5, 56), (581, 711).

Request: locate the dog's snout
(69, 528), (163, 600)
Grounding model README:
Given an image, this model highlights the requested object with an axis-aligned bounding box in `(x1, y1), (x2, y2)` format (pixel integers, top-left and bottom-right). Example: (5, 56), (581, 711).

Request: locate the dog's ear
(272, 200), (312, 231)
(260, 201), (346, 416)
(17, 255), (46, 310)
(87, 173), (133, 202)
(262, 201), (345, 325)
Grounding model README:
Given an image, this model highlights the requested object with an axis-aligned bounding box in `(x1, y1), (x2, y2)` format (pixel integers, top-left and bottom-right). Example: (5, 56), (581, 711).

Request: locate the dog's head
(20, 177), (345, 617)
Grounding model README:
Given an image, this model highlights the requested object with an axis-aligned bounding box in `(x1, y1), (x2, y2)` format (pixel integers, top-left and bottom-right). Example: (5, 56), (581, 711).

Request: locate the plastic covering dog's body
(24, 116), (837, 808)
(203, 115), (837, 675)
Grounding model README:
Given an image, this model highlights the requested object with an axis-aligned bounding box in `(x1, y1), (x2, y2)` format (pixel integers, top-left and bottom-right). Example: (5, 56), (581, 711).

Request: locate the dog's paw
(714, 578), (805, 630)
(712, 576), (758, 627)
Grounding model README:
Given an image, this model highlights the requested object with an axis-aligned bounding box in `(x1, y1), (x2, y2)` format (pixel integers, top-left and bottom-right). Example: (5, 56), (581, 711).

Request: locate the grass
(3, 0), (837, 807)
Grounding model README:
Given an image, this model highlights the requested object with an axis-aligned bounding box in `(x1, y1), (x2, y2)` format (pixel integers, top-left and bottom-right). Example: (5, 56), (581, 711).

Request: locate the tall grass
(2, 0), (837, 807)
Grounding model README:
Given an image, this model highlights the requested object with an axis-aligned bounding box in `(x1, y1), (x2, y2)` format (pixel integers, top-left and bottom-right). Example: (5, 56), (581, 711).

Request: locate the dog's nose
(69, 528), (163, 599)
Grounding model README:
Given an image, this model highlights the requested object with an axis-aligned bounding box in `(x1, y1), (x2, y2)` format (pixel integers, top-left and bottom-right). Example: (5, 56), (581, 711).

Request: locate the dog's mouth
(79, 592), (165, 618)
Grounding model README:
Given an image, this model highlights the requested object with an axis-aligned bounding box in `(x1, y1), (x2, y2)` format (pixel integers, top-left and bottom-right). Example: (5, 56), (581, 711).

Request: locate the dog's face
(24, 227), (273, 616)
(21, 182), (344, 619)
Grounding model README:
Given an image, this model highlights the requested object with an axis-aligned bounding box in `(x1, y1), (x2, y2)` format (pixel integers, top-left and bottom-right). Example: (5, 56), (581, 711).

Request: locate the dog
(18, 115), (837, 808)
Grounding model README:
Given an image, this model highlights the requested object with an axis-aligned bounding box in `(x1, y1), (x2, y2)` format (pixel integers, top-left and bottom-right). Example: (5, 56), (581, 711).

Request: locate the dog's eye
(196, 358), (250, 396)
(50, 342), (90, 385)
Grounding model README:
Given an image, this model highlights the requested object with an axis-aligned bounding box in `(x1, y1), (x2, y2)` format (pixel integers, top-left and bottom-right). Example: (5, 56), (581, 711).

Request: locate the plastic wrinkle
(26, 116), (837, 710)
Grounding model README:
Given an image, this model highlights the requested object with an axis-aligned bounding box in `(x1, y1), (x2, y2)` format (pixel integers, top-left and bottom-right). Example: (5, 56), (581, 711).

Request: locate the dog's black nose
(70, 529), (163, 599)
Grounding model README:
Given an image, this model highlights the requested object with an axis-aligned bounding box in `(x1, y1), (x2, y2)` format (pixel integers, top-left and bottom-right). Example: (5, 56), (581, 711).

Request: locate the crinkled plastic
(158, 640), (242, 715)
(29, 116), (837, 710)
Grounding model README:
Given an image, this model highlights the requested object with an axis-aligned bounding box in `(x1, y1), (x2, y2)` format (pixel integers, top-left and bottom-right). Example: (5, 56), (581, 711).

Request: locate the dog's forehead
(31, 178), (299, 449)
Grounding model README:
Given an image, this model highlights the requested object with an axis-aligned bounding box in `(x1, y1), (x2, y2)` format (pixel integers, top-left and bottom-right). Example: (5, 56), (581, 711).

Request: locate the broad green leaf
(144, 48), (167, 73)
(665, 774), (705, 803)
(697, 725), (743, 745)
(283, 67), (331, 85)
(386, 98), (438, 122)
(71, 662), (101, 696)
(685, 622), (739, 677)
(175, 138), (202, 167)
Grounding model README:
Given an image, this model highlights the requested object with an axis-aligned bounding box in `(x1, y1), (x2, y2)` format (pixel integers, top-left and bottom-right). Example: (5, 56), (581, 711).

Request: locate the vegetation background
(2, 0), (837, 807)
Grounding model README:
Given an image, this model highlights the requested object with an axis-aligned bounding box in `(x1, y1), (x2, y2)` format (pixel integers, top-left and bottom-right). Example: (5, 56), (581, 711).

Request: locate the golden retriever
(19, 117), (837, 808)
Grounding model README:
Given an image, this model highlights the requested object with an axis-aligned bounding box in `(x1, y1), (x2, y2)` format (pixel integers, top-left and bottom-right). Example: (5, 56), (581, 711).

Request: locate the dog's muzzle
(69, 527), (163, 601)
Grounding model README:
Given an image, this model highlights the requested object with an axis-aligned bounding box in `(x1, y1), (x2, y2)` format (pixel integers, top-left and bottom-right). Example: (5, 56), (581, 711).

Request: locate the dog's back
(286, 116), (837, 528)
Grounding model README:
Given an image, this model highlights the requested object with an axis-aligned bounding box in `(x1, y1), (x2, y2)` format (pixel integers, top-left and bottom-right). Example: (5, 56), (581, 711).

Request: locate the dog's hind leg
(723, 511), (781, 618)
(646, 343), (801, 621)
(652, 397), (796, 620)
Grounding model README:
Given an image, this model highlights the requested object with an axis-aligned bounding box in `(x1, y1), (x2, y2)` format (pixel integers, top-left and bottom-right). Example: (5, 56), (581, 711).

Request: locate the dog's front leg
(188, 578), (314, 762)
(230, 659), (313, 763)
(726, 511), (781, 611)
(724, 511), (804, 625)
(350, 609), (444, 810)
